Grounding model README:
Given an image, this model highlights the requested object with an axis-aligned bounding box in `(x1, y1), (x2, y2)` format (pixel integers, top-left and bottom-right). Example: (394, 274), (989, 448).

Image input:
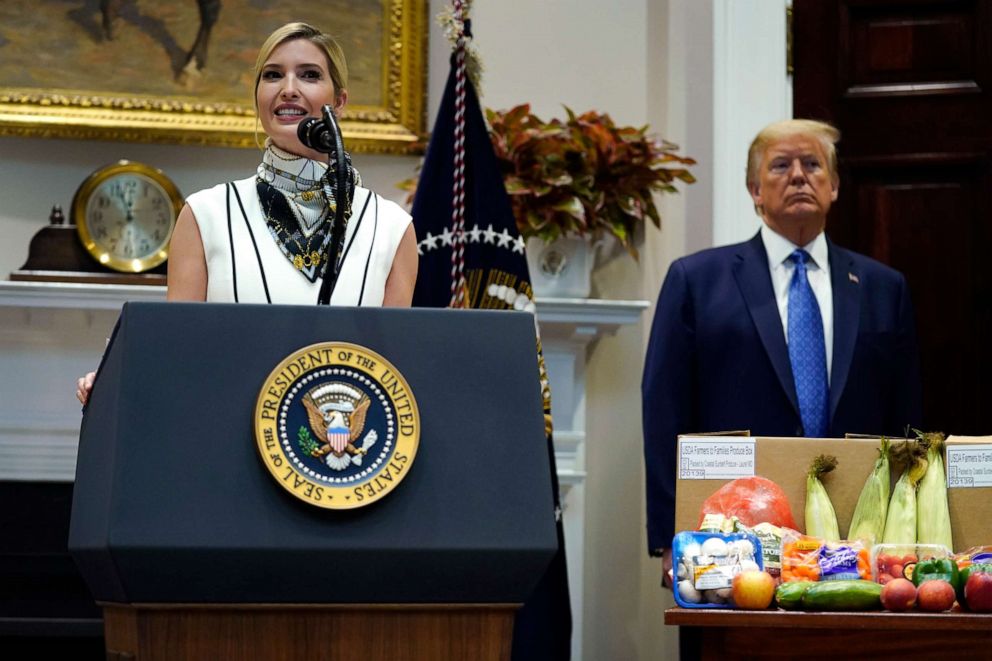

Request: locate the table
(665, 607), (992, 660)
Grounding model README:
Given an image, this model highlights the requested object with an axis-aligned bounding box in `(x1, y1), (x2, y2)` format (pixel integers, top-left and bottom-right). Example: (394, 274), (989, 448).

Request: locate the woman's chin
(268, 135), (328, 163)
(268, 133), (303, 155)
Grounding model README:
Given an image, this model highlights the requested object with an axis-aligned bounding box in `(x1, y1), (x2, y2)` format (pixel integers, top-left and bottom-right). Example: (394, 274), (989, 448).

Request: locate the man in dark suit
(641, 119), (922, 580)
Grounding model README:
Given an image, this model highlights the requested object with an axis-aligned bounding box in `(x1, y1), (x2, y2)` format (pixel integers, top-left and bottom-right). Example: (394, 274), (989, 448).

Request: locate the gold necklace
(263, 199), (327, 271)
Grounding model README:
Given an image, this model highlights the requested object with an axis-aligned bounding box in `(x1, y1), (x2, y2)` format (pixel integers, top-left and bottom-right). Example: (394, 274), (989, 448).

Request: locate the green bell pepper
(912, 557), (960, 594)
(956, 563), (992, 606)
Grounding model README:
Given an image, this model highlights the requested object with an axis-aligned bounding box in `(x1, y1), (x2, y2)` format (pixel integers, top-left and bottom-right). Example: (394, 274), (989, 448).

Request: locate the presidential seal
(254, 342), (420, 509)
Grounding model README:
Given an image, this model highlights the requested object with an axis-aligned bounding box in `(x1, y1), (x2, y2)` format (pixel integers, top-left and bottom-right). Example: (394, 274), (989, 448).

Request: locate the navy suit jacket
(641, 231), (922, 552)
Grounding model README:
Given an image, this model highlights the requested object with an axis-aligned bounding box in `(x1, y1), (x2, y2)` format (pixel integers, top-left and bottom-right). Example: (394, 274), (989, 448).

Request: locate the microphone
(297, 116), (334, 154)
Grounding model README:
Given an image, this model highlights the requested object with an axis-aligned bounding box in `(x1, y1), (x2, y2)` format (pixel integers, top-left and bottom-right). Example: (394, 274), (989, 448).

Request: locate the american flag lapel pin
(848, 272), (860, 284)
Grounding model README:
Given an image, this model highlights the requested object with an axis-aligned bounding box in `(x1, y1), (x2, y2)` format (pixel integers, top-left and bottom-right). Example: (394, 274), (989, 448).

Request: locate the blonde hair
(746, 119), (841, 190)
(253, 22), (348, 115)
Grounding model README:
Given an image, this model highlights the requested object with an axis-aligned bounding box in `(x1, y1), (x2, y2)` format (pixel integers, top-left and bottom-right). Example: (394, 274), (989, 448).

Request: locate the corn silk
(881, 442), (928, 547)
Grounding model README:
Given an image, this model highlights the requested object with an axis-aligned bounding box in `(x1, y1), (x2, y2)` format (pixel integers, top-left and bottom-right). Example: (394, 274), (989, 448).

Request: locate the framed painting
(0, 0), (427, 153)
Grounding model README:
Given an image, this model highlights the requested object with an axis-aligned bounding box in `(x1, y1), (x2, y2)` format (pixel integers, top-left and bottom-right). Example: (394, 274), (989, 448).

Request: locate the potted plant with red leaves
(488, 105), (695, 296)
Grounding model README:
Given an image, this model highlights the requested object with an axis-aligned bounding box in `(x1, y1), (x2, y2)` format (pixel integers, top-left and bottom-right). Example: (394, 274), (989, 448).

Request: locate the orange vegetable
(781, 536), (823, 582)
(780, 534), (871, 582)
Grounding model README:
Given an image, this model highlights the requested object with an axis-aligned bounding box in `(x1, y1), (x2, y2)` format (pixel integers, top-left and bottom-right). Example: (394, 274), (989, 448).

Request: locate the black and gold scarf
(255, 142), (361, 282)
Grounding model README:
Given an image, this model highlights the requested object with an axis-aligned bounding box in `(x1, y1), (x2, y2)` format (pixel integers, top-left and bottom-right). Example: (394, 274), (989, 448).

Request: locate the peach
(880, 578), (916, 612)
(917, 580), (956, 612)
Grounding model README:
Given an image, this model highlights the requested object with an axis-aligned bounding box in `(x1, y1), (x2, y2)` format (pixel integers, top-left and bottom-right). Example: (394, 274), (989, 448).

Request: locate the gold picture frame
(0, 0), (427, 154)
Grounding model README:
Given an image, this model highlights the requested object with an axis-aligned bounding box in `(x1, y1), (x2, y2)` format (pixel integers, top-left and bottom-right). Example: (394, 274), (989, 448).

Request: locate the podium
(69, 303), (557, 660)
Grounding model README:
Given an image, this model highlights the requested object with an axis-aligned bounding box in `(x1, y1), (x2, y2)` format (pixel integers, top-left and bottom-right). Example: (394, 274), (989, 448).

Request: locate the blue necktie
(787, 249), (829, 437)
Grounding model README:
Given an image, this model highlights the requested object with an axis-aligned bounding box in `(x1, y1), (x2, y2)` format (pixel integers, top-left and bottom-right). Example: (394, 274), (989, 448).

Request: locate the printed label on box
(692, 556), (736, 590)
(678, 437), (756, 480)
(946, 444), (992, 488)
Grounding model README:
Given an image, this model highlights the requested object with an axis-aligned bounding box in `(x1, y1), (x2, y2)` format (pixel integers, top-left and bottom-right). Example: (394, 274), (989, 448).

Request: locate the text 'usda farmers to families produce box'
(674, 435), (992, 551)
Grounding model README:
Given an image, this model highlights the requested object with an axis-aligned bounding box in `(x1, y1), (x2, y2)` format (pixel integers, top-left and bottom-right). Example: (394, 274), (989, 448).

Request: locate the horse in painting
(100, 0), (222, 83)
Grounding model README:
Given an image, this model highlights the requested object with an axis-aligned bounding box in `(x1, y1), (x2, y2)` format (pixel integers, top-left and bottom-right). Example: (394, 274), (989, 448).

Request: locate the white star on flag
(439, 227), (454, 247)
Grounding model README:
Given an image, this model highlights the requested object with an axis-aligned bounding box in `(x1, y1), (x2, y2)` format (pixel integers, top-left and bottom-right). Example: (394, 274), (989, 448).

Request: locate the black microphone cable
(297, 105), (351, 305)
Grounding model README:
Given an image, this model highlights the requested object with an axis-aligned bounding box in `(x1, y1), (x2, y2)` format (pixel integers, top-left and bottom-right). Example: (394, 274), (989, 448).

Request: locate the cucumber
(775, 581), (816, 610)
(800, 579), (883, 611)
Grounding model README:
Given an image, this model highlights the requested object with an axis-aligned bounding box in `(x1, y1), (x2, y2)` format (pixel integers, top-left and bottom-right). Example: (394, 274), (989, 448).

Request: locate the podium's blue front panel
(70, 303), (557, 604)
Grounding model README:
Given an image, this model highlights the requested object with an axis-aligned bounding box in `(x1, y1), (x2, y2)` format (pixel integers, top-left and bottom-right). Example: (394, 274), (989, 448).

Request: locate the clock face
(74, 161), (182, 273)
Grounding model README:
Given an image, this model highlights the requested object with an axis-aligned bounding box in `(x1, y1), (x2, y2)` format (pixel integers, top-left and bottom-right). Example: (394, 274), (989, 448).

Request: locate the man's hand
(76, 371), (96, 406)
(662, 547), (673, 589)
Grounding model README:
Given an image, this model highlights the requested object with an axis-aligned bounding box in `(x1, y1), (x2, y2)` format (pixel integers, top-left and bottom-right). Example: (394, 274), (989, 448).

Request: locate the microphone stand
(316, 104), (350, 305)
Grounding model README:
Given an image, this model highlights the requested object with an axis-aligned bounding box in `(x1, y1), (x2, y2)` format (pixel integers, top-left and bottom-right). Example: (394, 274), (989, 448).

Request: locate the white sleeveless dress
(186, 177), (411, 305)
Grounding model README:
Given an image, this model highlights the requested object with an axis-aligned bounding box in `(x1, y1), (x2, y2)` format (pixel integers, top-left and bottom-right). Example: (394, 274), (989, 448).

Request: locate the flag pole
(449, 0), (469, 308)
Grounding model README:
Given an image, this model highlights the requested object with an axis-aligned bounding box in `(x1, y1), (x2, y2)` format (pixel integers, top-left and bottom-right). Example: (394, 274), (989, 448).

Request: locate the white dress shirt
(760, 224), (833, 385)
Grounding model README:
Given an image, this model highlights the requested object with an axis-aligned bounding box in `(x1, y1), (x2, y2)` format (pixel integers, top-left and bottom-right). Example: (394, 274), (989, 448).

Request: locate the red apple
(964, 572), (992, 613)
(916, 580), (956, 612)
(731, 570), (775, 609)
(880, 578), (917, 612)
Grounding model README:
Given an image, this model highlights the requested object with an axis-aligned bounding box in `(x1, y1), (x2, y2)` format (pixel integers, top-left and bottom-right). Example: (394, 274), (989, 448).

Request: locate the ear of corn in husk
(805, 454), (840, 541)
(881, 441), (928, 548)
(916, 431), (953, 550)
(847, 438), (891, 545)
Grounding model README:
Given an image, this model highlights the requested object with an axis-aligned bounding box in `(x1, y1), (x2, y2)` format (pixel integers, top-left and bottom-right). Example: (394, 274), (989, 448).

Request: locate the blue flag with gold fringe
(410, 52), (573, 661)
(411, 68), (532, 311)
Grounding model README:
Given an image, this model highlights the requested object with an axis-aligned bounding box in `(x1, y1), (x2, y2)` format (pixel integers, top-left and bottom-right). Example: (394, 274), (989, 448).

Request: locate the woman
(77, 22), (417, 404)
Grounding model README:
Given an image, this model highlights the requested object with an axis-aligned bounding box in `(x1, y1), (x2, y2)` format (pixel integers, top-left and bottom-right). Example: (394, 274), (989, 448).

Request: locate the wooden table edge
(664, 606), (992, 631)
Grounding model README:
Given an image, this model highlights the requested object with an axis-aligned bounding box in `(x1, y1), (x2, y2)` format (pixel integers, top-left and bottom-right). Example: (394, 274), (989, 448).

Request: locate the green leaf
(552, 196), (586, 221)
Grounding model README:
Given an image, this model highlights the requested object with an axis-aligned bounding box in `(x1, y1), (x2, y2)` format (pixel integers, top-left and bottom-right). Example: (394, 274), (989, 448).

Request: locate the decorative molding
(0, 281), (166, 310)
(553, 430), (586, 488)
(534, 297), (648, 343)
(844, 81), (982, 99)
(0, 284), (161, 483)
(843, 152), (987, 168)
(0, 281), (648, 327)
(0, 412), (81, 482)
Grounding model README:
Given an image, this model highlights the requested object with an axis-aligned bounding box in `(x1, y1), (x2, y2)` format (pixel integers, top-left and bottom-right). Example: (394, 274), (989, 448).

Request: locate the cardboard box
(675, 435), (992, 552)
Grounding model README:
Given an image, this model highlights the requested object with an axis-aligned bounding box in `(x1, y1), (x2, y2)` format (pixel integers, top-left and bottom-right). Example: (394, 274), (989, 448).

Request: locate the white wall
(472, 2), (648, 126)
(0, 1), (789, 658)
